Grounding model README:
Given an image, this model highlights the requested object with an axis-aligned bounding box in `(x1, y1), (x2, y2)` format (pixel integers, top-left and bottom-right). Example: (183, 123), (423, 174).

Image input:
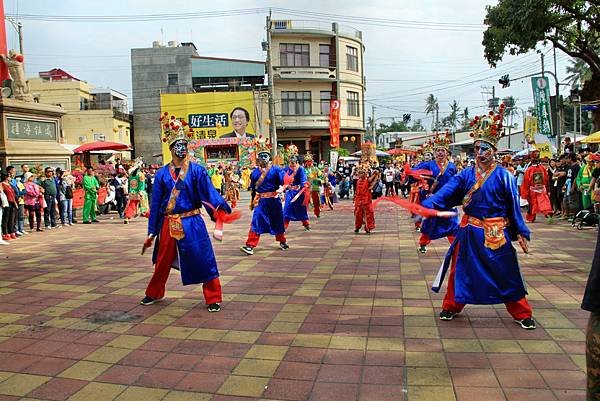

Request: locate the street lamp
(569, 87), (581, 145)
(4, 17), (23, 55)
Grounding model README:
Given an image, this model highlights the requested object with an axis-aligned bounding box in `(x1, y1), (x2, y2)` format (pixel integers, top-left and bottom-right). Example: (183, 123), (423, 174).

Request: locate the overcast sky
(6, 0), (572, 131)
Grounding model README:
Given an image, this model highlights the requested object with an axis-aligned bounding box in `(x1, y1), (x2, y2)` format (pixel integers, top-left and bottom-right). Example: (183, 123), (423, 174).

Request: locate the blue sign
(188, 113), (229, 129)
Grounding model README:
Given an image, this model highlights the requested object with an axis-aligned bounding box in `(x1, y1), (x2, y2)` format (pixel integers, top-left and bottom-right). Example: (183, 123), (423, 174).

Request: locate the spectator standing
(563, 153), (581, 219)
(1, 172), (18, 240)
(40, 167), (58, 229)
(111, 172), (127, 219)
(23, 172), (43, 231)
(577, 154), (595, 210)
(0, 181), (9, 244)
(383, 162), (396, 196)
(7, 166), (25, 236)
(563, 136), (574, 155)
(59, 171), (75, 225)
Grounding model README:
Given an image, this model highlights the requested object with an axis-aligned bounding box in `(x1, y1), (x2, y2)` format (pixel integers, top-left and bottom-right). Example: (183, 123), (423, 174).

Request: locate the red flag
(0, 2), (9, 83)
(329, 100), (340, 148)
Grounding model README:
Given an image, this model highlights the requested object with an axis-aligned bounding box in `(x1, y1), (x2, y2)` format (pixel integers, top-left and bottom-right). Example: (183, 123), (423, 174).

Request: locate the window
(281, 91), (311, 115)
(80, 98), (89, 110)
(320, 91), (332, 115)
(279, 43), (310, 67)
(347, 91), (360, 116)
(319, 44), (331, 67)
(346, 46), (358, 72)
(167, 73), (178, 86)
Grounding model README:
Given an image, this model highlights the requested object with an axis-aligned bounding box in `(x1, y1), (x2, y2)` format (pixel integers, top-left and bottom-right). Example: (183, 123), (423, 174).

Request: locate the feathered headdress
(469, 104), (506, 147)
(287, 144), (299, 156)
(433, 130), (453, 150)
(304, 151), (314, 162)
(420, 139), (434, 155)
(256, 135), (272, 154)
(159, 112), (194, 146)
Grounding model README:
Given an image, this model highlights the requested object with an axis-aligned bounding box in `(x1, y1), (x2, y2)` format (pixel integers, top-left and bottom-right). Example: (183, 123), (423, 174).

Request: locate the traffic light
(403, 113), (411, 124)
(499, 74), (510, 88)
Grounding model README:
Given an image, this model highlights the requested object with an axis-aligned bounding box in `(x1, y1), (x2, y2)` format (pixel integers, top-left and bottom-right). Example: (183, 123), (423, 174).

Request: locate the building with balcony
(28, 69), (133, 159)
(131, 41), (266, 163)
(270, 20), (366, 160)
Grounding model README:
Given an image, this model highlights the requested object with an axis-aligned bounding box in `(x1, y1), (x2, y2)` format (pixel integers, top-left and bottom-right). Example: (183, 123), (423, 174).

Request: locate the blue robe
(419, 160), (459, 240)
(421, 166), (531, 305)
(250, 165), (285, 235)
(282, 166), (309, 222)
(148, 162), (231, 285)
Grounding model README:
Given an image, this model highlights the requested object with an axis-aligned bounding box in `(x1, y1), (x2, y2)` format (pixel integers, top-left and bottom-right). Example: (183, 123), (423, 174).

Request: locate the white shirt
(384, 168), (395, 183)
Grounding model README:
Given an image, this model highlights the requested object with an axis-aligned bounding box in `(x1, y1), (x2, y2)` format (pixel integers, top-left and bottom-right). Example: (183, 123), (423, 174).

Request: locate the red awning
(73, 141), (131, 153)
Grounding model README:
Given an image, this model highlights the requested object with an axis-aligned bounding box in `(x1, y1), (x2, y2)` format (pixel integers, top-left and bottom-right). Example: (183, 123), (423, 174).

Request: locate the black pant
(25, 205), (41, 230)
(2, 204), (17, 235)
(44, 195), (57, 227)
(385, 181), (395, 196)
(115, 196), (125, 218)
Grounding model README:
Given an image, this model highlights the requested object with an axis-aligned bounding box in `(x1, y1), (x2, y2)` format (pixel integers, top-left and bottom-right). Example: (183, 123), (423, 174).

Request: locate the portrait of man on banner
(220, 107), (255, 139)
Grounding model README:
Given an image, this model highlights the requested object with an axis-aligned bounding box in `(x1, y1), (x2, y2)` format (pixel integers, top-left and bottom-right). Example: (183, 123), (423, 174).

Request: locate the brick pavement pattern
(0, 194), (595, 401)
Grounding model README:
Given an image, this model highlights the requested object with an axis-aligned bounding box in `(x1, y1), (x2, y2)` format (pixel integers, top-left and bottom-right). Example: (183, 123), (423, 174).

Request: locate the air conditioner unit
(78, 136), (87, 142)
(98, 134), (106, 141)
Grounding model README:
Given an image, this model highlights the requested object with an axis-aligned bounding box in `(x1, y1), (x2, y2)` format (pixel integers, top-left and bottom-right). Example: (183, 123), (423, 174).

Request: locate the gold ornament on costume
(433, 130), (453, 150)
(469, 104), (506, 147)
(304, 151), (314, 162)
(159, 112), (194, 146)
(420, 139), (434, 155)
(256, 135), (272, 154)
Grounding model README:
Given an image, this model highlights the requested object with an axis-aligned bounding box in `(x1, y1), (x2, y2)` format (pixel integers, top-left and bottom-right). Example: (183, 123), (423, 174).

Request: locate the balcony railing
(273, 66), (337, 80)
(271, 20), (362, 41)
(276, 114), (330, 129)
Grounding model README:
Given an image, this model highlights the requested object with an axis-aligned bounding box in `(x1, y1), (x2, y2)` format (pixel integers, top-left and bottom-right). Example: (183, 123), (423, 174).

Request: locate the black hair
(44, 166), (53, 173)
(20, 163), (28, 168)
(0, 173), (7, 181)
(230, 107), (250, 121)
(6, 165), (15, 173)
(568, 153), (577, 162)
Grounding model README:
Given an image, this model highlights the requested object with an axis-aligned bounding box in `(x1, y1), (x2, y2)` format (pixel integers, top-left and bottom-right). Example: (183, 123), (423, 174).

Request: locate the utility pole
(265, 11), (277, 156)
(553, 47), (561, 153)
(371, 105), (375, 144)
(492, 86), (496, 112)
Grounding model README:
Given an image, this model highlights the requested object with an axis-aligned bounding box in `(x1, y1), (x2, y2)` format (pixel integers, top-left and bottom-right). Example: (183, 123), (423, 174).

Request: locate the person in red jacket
(354, 166), (375, 234)
(520, 149), (552, 223)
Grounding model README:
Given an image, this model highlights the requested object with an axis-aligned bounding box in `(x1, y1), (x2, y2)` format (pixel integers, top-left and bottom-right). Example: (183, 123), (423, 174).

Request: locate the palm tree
(565, 58), (592, 89)
(461, 107), (470, 130)
(424, 94), (439, 132)
(448, 100), (460, 131)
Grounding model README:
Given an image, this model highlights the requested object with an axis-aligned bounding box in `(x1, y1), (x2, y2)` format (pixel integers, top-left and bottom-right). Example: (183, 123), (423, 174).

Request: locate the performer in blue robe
(417, 133), (459, 253)
(241, 140), (288, 255)
(141, 114), (231, 313)
(283, 149), (310, 230)
(421, 108), (536, 330)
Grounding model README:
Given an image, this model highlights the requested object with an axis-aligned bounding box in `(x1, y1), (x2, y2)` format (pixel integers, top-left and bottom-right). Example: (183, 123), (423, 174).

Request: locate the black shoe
(140, 296), (157, 306)
(92, 220), (100, 223)
(515, 317), (536, 330)
(365, 230), (371, 235)
(415, 227), (421, 232)
(354, 229), (360, 233)
(207, 303), (221, 313)
(72, 220), (78, 223)
(279, 242), (289, 250)
(418, 245), (427, 254)
(240, 245), (254, 255)
(304, 225), (311, 231)
(124, 219), (129, 224)
(83, 221), (92, 224)
(439, 310), (456, 321)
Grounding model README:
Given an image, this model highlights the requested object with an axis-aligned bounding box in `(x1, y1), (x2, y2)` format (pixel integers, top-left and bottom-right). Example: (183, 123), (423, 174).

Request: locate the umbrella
(581, 131), (600, 144)
(351, 150), (391, 157)
(73, 141), (131, 154)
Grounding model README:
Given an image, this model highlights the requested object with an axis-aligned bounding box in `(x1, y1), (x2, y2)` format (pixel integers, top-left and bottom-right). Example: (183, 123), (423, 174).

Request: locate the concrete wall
(131, 46), (195, 162)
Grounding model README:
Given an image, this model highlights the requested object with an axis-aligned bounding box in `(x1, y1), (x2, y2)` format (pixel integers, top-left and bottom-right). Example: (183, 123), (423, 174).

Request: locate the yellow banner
(524, 116), (537, 144)
(160, 92), (258, 163)
(534, 142), (552, 159)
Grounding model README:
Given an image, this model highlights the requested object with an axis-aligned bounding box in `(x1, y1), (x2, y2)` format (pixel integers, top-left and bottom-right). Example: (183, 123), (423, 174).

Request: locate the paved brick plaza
(0, 195), (595, 401)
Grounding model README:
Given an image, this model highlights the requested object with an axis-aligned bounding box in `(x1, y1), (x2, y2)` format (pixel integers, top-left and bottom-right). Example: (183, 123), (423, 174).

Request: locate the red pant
(284, 219), (309, 229)
(124, 199), (139, 219)
(419, 234), (455, 247)
(311, 191), (321, 217)
(442, 244), (532, 320)
(145, 217), (222, 304)
(245, 229), (286, 247)
(354, 203), (375, 231)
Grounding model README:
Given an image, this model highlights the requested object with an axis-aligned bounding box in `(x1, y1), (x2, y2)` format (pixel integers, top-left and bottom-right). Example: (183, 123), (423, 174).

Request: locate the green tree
(461, 107), (471, 130)
(424, 94), (439, 131)
(411, 119), (425, 132)
(448, 100), (460, 132)
(482, 0), (600, 129)
(565, 58), (592, 89)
